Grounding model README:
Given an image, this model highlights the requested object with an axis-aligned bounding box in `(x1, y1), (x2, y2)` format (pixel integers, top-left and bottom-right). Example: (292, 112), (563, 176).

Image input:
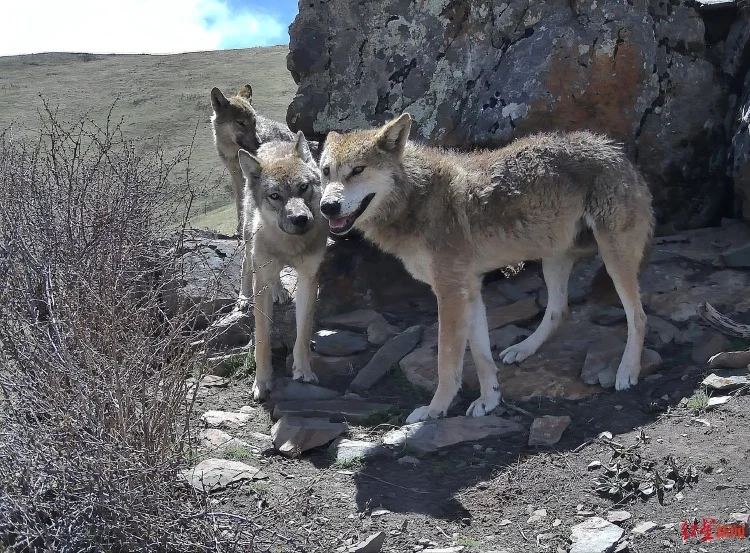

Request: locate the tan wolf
(319, 114), (654, 423)
(237, 132), (328, 400)
(211, 84), (295, 235)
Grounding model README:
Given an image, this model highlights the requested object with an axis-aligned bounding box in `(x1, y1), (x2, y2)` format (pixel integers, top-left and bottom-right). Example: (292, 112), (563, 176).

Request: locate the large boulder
(287, 0), (730, 229)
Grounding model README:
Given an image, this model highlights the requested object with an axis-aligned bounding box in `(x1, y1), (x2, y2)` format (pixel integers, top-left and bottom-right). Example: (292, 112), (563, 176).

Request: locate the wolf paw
(406, 405), (446, 424)
(466, 393), (501, 418)
(292, 368), (319, 384)
(615, 363), (639, 391)
(499, 341), (538, 364)
(251, 377), (273, 401)
(272, 281), (292, 305)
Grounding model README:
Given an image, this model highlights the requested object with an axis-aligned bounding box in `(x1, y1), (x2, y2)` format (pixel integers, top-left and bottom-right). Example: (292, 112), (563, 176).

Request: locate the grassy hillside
(0, 46), (296, 234)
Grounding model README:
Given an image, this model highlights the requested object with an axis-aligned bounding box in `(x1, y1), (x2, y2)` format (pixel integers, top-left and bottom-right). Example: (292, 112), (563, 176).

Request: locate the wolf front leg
(406, 278), (470, 423)
(465, 282), (502, 417)
(251, 258), (280, 401)
(291, 256), (323, 384)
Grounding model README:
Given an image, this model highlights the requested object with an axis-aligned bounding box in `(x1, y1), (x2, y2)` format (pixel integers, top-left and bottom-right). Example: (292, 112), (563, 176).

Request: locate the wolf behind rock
(319, 113), (654, 423)
(237, 132), (328, 400)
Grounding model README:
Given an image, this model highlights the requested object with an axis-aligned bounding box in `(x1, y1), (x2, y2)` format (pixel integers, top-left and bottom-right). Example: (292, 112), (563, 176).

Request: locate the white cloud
(0, 0), (287, 56)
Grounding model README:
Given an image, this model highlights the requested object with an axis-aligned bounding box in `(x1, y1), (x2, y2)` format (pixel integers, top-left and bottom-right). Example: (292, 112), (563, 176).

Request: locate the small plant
(224, 446), (251, 460)
(687, 389), (710, 413)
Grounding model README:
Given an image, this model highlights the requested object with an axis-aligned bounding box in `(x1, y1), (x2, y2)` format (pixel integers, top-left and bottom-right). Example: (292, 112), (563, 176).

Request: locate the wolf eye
(351, 166), (365, 176)
(299, 182), (309, 192)
(236, 120), (246, 127)
(322, 166), (330, 176)
(269, 192), (280, 200)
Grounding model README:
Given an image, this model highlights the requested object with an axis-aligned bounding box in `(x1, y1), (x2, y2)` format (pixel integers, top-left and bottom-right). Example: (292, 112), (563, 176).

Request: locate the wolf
(237, 131), (328, 400)
(318, 113), (654, 424)
(211, 84), (296, 234)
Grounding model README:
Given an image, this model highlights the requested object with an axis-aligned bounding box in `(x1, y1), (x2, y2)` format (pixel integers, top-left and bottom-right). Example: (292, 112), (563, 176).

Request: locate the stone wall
(287, 0), (750, 230)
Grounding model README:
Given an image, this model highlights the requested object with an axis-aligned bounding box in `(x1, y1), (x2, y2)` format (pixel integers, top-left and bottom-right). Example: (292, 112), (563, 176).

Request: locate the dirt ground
(188, 225), (750, 553)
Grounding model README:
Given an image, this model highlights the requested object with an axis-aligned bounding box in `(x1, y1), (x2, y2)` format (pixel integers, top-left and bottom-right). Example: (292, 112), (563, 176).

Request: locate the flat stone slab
(350, 325), (423, 392)
(312, 329), (370, 356)
(321, 309), (384, 332)
(606, 510), (632, 523)
(486, 298), (541, 330)
(489, 324), (531, 351)
(702, 370), (750, 390)
(348, 531), (386, 553)
(271, 415), (347, 458)
(272, 399), (394, 423)
(569, 517), (624, 553)
(269, 378), (340, 402)
(382, 416), (525, 453)
(528, 415), (571, 446)
(182, 458), (267, 493)
(200, 410), (252, 429)
(329, 438), (391, 463)
(199, 429), (251, 452)
(366, 314), (400, 345)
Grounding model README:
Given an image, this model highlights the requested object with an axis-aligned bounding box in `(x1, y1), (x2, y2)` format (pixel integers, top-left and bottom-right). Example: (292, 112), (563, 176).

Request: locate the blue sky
(0, 0), (298, 56)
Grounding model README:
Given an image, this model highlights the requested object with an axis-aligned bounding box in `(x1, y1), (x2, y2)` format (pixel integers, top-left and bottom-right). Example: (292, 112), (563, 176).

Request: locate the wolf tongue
(329, 217), (349, 230)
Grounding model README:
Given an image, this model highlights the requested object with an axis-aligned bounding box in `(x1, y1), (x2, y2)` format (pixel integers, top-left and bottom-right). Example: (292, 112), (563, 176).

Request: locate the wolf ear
(210, 87), (230, 112)
(376, 113), (412, 156)
(238, 84), (253, 102)
(292, 131), (313, 163)
(238, 149), (262, 180)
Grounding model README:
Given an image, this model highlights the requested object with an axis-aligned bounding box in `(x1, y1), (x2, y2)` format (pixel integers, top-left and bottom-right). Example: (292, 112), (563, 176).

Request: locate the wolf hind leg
(592, 226), (648, 390)
(500, 254), (574, 364)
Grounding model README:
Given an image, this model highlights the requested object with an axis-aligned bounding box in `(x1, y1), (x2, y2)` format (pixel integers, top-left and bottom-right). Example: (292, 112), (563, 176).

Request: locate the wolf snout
(320, 200), (341, 218)
(290, 213), (309, 228)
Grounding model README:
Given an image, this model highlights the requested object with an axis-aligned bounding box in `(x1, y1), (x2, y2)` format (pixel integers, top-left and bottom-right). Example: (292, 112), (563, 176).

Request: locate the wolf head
(238, 131), (320, 236)
(211, 85), (262, 155)
(318, 113), (412, 236)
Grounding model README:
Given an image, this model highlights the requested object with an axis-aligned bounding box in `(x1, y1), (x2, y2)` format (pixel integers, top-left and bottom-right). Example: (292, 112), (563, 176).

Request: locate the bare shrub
(0, 105), (292, 552)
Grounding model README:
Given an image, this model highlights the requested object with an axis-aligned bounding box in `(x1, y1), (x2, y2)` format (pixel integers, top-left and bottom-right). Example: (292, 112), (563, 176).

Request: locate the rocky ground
(177, 221), (750, 553)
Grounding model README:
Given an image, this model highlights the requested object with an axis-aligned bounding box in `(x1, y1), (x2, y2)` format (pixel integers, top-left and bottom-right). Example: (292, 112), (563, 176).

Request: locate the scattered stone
(591, 306), (626, 326)
(486, 298), (541, 330)
(398, 455), (421, 466)
(422, 548), (464, 553)
(569, 517), (624, 553)
(498, 519), (513, 526)
(238, 405), (256, 414)
(706, 396), (731, 409)
(528, 415), (571, 446)
(321, 309), (384, 332)
(708, 350), (750, 369)
(329, 438), (390, 463)
(182, 458), (267, 493)
(607, 511), (632, 524)
(647, 315), (679, 344)
(632, 521), (660, 535)
(613, 541), (629, 553)
(488, 324), (532, 351)
(349, 531), (386, 553)
(553, 519), (562, 527)
(205, 308), (253, 349)
(598, 431), (613, 440)
(349, 325), (423, 392)
(719, 242), (750, 268)
(366, 315), (400, 345)
(588, 461), (603, 471)
(614, 405), (623, 411)
(527, 508), (548, 523)
(371, 509), (390, 517)
(382, 416), (524, 453)
(271, 416), (347, 458)
(272, 399), (394, 423)
(691, 331), (729, 364)
(199, 429), (250, 452)
(598, 349), (661, 389)
(730, 512), (750, 525)
(702, 370), (750, 390)
(269, 378), (340, 402)
(191, 374), (230, 388)
(312, 329), (369, 356)
(200, 410), (252, 429)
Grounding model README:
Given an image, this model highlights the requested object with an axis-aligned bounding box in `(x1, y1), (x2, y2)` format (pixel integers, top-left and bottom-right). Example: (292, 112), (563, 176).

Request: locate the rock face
(287, 0), (733, 228)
